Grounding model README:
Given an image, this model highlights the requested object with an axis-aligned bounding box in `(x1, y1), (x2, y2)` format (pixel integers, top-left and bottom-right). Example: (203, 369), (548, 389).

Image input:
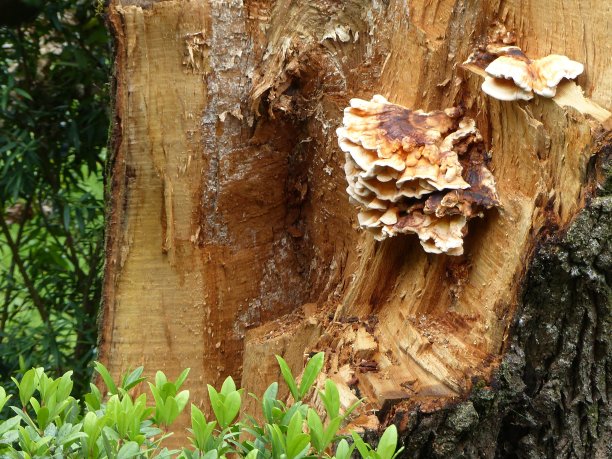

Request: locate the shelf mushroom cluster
(337, 95), (500, 255)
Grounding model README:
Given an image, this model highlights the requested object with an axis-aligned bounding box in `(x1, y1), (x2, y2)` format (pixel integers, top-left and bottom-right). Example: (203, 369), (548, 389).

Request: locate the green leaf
(202, 450), (219, 459)
(307, 409), (324, 452)
(117, 440), (140, 459)
(13, 88), (32, 101)
(149, 382), (164, 409)
(299, 352), (324, 399)
(94, 361), (118, 395)
(121, 366), (145, 391)
(13, 368), (41, 407)
(268, 424), (287, 456)
(56, 423), (87, 448)
(161, 382), (177, 398)
(262, 382), (278, 423)
(163, 396), (180, 426)
(220, 376), (236, 396)
(101, 429), (117, 458)
(275, 355), (299, 401)
(175, 390), (190, 414)
(56, 371), (74, 401)
(84, 383), (102, 411)
(351, 431), (373, 459)
(207, 385), (224, 427)
(223, 391), (241, 427)
(10, 407), (38, 431)
(345, 398), (363, 418)
(29, 398), (40, 414)
(189, 404), (216, 451)
(281, 402), (307, 427)
(155, 371), (168, 389)
(319, 379), (340, 419)
(335, 439), (354, 459)
(0, 415), (20, 438)
(287, 410), (303, 442)
(322, 415), (343, 449)
(63, 205), (71, 230)
(175, 368), (190, 390)
(376, 425), (398, 459)
(36, 406), (50, 430)
(82, 411), (103, 452)
(0, 387), (12, 412)
(286, 411), (310, 459)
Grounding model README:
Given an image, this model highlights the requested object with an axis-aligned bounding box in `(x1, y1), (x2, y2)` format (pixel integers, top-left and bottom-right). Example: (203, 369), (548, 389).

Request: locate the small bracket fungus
(337, 95), (500, 255)
(464, 45), (584, 101)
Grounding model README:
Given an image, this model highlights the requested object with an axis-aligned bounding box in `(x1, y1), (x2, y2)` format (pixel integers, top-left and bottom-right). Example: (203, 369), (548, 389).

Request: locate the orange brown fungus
(336, 95), (500, 255)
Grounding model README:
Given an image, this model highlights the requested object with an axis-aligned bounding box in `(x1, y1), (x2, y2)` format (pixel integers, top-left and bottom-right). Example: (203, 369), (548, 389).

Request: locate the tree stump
(101, 0), (611, 455)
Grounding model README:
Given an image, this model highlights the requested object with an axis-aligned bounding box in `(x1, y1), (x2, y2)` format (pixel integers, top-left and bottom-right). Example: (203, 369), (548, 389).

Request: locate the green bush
(0, 0), (109, 394)
(0, 353), (403, 459)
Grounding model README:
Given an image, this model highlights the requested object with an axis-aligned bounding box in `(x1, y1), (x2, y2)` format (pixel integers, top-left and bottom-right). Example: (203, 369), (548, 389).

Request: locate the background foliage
(0, 0), (109, 396)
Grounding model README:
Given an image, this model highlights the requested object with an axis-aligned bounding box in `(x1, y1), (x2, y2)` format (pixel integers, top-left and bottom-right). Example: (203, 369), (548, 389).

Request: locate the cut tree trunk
(100, 0), (611, 456)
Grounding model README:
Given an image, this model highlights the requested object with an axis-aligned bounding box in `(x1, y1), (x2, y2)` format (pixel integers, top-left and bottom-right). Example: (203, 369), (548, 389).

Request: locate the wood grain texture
(101, 0), (611, 447)
(101, 0), (212, 426)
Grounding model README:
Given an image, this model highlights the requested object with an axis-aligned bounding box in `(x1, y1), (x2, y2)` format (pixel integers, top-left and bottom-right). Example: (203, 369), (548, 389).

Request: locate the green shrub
(0, 0), (109, 395)
(0, 353), (403, 459)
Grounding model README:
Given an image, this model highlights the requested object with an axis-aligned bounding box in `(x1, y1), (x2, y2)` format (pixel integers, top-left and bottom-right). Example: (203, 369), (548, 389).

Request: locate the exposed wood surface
(101, 0), (611, 445)
(102, 0), (213, 415)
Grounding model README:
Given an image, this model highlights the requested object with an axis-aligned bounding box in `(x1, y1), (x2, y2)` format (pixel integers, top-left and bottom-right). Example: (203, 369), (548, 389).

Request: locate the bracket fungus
(337, 95), (500, 255)
(464, 46), (584, 101)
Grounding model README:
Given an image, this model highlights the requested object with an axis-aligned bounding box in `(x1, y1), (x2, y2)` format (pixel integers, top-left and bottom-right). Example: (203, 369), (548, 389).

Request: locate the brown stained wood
(239, 0), (610, 417)
(102, 0), (307, 432)
(102, 0), (611, 443)
(103, 0), (325, 437)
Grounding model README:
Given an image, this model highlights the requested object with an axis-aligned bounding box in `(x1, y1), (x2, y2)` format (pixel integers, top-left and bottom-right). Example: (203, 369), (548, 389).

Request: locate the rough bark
(100, 0), (611, 454)
(383, 150), (611, 458)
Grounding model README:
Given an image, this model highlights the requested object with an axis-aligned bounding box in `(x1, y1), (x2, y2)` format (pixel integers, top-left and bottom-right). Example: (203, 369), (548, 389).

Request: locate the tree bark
(384, 152), (611, 458)
(101, 0), (611, 455)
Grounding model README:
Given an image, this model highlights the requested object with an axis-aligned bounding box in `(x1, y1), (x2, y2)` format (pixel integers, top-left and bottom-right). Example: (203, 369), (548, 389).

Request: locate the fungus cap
(476, 47), (584, 100)
(337, 96), (500, 255)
